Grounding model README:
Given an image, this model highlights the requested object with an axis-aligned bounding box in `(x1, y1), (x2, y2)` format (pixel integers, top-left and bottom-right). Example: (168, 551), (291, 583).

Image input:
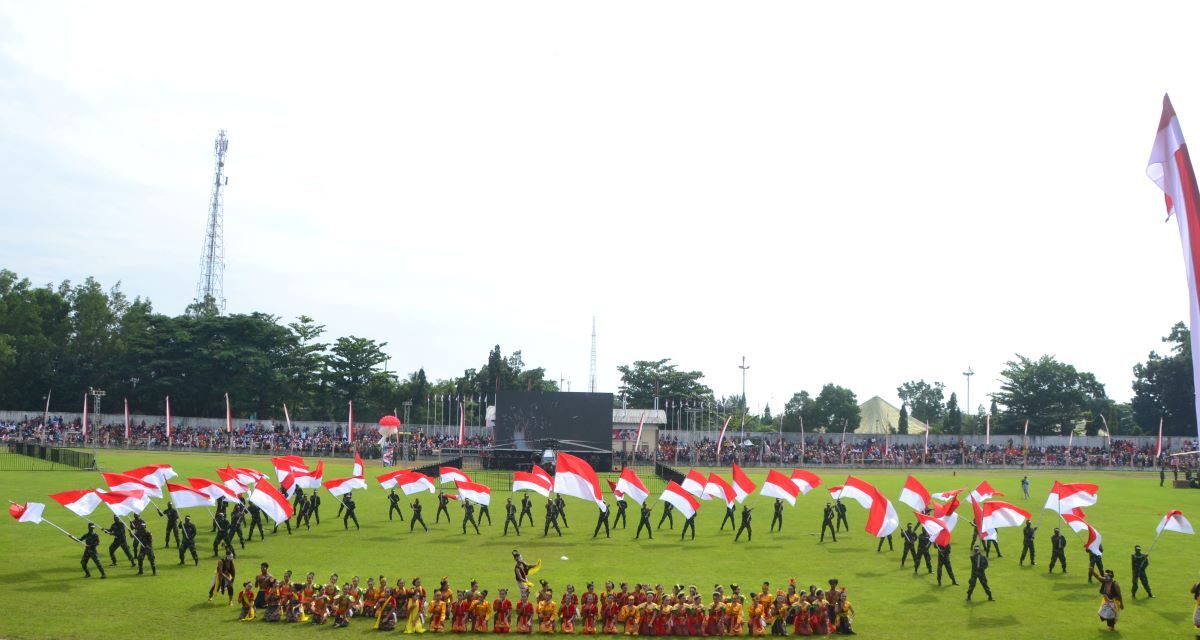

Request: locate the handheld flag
(166, 483), (216, 509)
(455, 480), (492, 506)
(1061, 512), (1103, 555)
(1155, 509), (1194, 536)
(659, 481), (700, 519)
(715, 415), (732, 458)
(49, 489), (102, 517)
(9, 501), (44, 523)
(897, 475), (931, 513)
(614, 467), (649, 505)
(680, 469), (708, 499)
(1043, 481), (1099, 514)
(513, 466), (553, 497)
(789, 470), (822, 495)
(248, 478), (294, 524)
(552, 452), (606, 512)
(730, 464), (757, 503)
(915, 512), (953, 547)
(439, 467), (471, 485)
(760, 469), (800, 506)
(703, 473), (736, 507)
(969, 481), (1003, 504)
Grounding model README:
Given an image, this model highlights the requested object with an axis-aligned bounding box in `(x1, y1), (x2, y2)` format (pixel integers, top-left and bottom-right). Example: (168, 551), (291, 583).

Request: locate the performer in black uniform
(129, 513), (147, 555)
(246, 502), (265, 540)
(410, 498), (428, 532)
(834, 499), (848, 531)
(614, 498), (628, 529)
(342, 493), (360, 530)
(1087, 544), (1105, 583)
(78, 522), (107, 578)
(229, 504), (247, 549)
(177, 515), (199, 565)
(936, 542), (958, 586)
(461, 499), (480, 535)
(162, 503), (180, 548)
(877, 529), (894, 552)
(1020, 521), (1037, 566)
(135, 525), (156, 575)
(478, 499), (492, 526)
(734, 505), (753, 542)
(593, 500), (611, 538)
(436, 492), (451, 524)
(914, 528), (933, 574)
(554, 495), (569, 528)
(680, 512), (696, 541)
(292, 487), (305, 513)
(309, 492), (321, 525)
(657, 501), (674, 530)
(212, 511), (232, 557)
(1130, 545), (1152, 598)
(770, 499), (784, 532)
(388, 489), (404, 521)
(635, 502), (654, 540)
(504, 497), (521, 536)
(103, 515), (135, 567)
(1049, 528), (1067, 573)
(272, 500), (292, 535)
(543, 499), (562, 537)
(212, 496), (228, 532)
(900, 523), (918, 567)
(966, 546), (993, 601)
(720, 503), (735, 531)
(820, 503), (837, 542)
(519, 493), (534, 527)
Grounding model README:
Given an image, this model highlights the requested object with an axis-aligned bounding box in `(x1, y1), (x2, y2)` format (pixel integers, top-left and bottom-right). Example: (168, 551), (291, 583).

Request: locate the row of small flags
(11, 462), (1194, 555)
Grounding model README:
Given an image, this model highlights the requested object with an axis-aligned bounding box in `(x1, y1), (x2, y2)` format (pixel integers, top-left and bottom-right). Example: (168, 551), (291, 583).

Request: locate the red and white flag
(122, 464), (177, 487)
(828, 485), (844, 499)
(680, 469), (708, 499)
(457, 399), (465, 446)
(293, 461), (323, 490)
(931, 488), (965, 502)
(123, 398), (130, 440)
(1043, 481), (1100, 514)
(81, 393), (88, 440)
(165, 395), (171, 441)
(660, 481), (700, 519)
(187, 477), (239, 502)
(225, 393), (232, 434)
(1061, 512), (1103, 555)
(607, 480), (623, 499)
(931, 494), (962, 532)
(975, 500), (1031, 540)
(8, 501), (45, 524)
(898, 474), (932, 513)
(985, 414), (991, 446)
(49, 489), (101, 517)
(552, 452), (606, 512)
(248, 478), (294, 524)
(1156, 509), (1194, 536)
(633, 411), (647, 452)
(96, 489), (149, 517)
(455, 480), (492, 506)
(166, 483), (216, 509)
(351, 452), (364, 478)
(439, 467), (471, 485)
(760, 469), (800, 506)
(216, 467), (249, 494)
(101, 472), (163, 500)
(324, 475), (367, 497)
(1156, 417), (1164, 457)
(969, 480), (1003, 504)
(704, 473), (736, 507)
(789, 470), (822, 495)
(348, 400), (354, 443)
(731, 464), (757, 503)
(272, 456), (310, 483)
(377, 469), (409, 490)
(837, 476), (880, 510)
(915, 512), (953, 547)
(513, 466), (553, 497)
(866, 493), (900, 538)
(615, 467), (649, 505)
(715, 415), (732, 458)
(1148, 94), (1200, 441)
(396, 471), (436, 495)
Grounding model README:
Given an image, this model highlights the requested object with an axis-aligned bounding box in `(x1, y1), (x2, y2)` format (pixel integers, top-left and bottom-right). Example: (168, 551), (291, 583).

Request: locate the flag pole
(7, 500), (84, 545)
(1146, 529), (1164, 555)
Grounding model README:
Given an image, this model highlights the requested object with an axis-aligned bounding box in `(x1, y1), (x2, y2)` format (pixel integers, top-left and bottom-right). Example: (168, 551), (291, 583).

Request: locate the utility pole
(962, 367), (974, 430)
(738, 356), (750, 438)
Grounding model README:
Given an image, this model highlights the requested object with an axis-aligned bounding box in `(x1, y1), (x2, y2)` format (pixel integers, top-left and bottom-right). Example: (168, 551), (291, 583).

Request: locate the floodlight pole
(963, 367), (974, 431)
(738, 356), (750, 439)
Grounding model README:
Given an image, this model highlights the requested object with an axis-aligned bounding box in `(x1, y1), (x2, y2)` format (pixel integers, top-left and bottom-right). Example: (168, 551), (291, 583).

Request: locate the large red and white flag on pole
(122, 464), (177, 487)
(898, 475), (932, 513)
(759, 469), (800, 506)
(49, 489), (101, 517)
(165, 483), (216, 509)
(915, 512), (953, 547)
(633, 411), (647, 452)
(186, 477), (239, 502)
(1156, 417), (1164, 457)
(660, 481), (700, 519)
(789, 470), (822, 495)
(552, 452), (606, 511)
(985, 415), (991, 446)
(457, 400), (466, 446)
(351, 452), (364, 478)
(123, 398), (130, 440)
(225, 393), (232, 434)
(248, 478), (293, 524)
(376, 469), (408, 490)
(165, 396), (171, 441)
(1155, 509), (1194, 536)
(837, 476), (880, 509)
(969, 481), (1003, 504)
(439, 467), (471, 485)
(81, 393), (88, 440)
(1148, 95), (1200, 442)
(9, 501), (45, 524)
(680, 469), (708, 499)
(513, 465), (553, 497)
(931, 494), (961, 532)
(615, 467), (649, 505)
(704, 473), (736, 507)
(836, 476), (899, 537)
(324, 476), (367, 497)
(397, 471), (436, 495)
(102, 472), (163, 499)
(96, 489), (149, 517)
(731, 464), (757, 503)
(976, 500), (1032, 540)
(714, 415), (732, 458)
(1061, 512), (1103, 555)
(1043, 481), (1100, 514)
(455, 480), (492, 506)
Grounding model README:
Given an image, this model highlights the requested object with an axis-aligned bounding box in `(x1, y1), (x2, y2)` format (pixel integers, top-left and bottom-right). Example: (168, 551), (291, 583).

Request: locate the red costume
(515, 600), (534, 634)
(494, 598), (513, 633)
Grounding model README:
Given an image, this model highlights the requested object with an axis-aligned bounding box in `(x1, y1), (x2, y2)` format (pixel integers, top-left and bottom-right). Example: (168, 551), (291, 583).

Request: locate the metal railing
(4, 443), (95, 471)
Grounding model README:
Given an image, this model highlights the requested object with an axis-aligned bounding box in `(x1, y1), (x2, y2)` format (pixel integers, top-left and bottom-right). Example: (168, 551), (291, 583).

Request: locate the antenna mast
(589, 316), (597, 393)
(196, 130), (229, 313)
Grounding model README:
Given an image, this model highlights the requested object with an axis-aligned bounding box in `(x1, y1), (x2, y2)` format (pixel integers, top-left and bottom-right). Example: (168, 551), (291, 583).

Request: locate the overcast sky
(2, 2), (1199, 416)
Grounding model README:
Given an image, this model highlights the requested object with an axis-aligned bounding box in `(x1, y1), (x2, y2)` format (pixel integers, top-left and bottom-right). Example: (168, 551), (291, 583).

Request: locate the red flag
(552, 452), (605, 511)
(1149, 94), (1200, 443)
(760, 469), (800, 506)
(660, 481), (700, 519)
(248, 478), (294, 524)
(715, 415), (732, 458)
(614, 467), (649, 505)
(680, 469), (707, 498)
(985, 414), (991, 446)
(789, 470), (822, 495)
(731, 464), (757, 503)
(897, 475), (931, 513)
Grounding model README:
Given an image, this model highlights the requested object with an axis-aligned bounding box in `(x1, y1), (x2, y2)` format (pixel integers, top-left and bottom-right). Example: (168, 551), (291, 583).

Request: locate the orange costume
(619, 601), (640, 636)
(538, 598), (559, 633)
(473, 597), (493, 633)
(428, 598), (448, 632)
(728, 599), (745, 637)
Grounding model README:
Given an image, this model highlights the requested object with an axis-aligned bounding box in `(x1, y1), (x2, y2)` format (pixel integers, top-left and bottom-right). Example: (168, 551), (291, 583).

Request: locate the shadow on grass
(965, 612), (1019, 628)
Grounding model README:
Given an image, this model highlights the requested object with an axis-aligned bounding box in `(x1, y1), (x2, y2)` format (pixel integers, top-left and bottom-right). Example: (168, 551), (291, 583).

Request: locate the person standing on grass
(614, 497), (628, 529)
(309, 491), (321, 525)
(593, 500), (611, 538)
(555, 494), (570, 528)
(342, 493), (359, 530)
(544, 498), (563, 537)
(504, 497), (521, 536)
(1131, 545), (1153, 598)
(162, 502), (180, 548)
(680, 511), (696, 541)
(658, 501), (674, 530)
(478, 498), (493, 526)
(770, 498), (784, 532)
(1090, 568), (1123, 631)
(820, 503), (837, 542)
(734, 505), (753, 542)
(134, 525), (156, 575)
(1021, 476), (1030, 500)
(177, 515), (199, 565)
(246, 502), (265, 541)
(436, 491), (451, 524)
(900, 523), (917, 567)
(103, 515), (134, 568)
(937, 542), (958, 586)
(635, 502), (654, 540)
(835, 499), (849, 531)
(461, 499), (481, 535)
(914, 528), (933, 575)
(966, 546), (993, 601)
(519, 493), (535, 528)
(208, 552), (235, 604)
(720, 502), (736, 531)
(1020, 521), (1037, 566)
(410, 498), (428, 532)
(78, 522), (106, 579)
(388, 489), (403, 521)
(1049, 528), (1068, 573)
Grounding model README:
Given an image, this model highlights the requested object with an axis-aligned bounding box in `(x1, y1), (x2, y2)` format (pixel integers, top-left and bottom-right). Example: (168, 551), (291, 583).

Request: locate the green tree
(1131, 322), (1195, 436)
(325, 336), (389, 407)
(616, 359), (712, 409)
(781, 391), (814, 432)
(993, 354), (1107, 436)
(896, 380), (946, 424)
(809, 383), (860, 433)
(944, 392), (963, 434)
(898, 403), (909, 435)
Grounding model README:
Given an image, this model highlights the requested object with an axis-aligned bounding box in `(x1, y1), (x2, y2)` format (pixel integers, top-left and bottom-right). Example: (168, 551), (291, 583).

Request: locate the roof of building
(857, 395), (929, 435)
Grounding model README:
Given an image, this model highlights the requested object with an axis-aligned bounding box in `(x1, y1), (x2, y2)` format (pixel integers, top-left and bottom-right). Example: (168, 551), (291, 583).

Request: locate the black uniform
(229, 505), (247, 549)
(936, 543), (958, 585)
(820, 504), (837, 542)
(593, 501), (611, 538)
(835, 500), (848, 531)
(543, 500), (562, 537)
(1130, 547), (1152, 598)
(504, 500), (520, 536)
(342, 495), (359, 530)
(388, 490), (403, 521)
(984, 534), (1002, 558)
(162, 504), (180, 548)
(212, 497), (228, 532)
(247, 502), (265, 540)
(135, 527), (156, 575)
(212, 512), (234, 557)
(410, 499), (428, 532)
(293, 495), (310, 530)
(461, 500), (480, 534)
(914, 529), (933, 574)
(436, 492), (451, 523)
(614, 499), (628, 529)
(1087, 546), (1105, 583)
(1049, 529), (1067, 573)
(720, 504), (735, 531)
(104, 518), (135, 567)
(519, 494), (534, 527)
(178, 517), (199, 565)
(478, 502), (492, 526)
(734, 506), (753, 542)
(900, 524), (917, 567)
(770, 499), (784, 532)
(272, 497), (293, 535)
(966, 548), (993, 601)
(554, 495), (569, 528)
(1020, 522), (1037, 566)
(657, 502), (674, 529)
(308, 493), (321, 524)
(877, 531), (894, 552)
(635, 503), (654, 540)
(80, 525), (106, 578)
(291, 487), (305, 513)
(680, 514), (696, 541)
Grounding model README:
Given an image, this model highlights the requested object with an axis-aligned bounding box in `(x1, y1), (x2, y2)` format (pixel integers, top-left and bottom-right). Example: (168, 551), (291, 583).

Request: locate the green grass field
(0, 450), (1196, 640)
